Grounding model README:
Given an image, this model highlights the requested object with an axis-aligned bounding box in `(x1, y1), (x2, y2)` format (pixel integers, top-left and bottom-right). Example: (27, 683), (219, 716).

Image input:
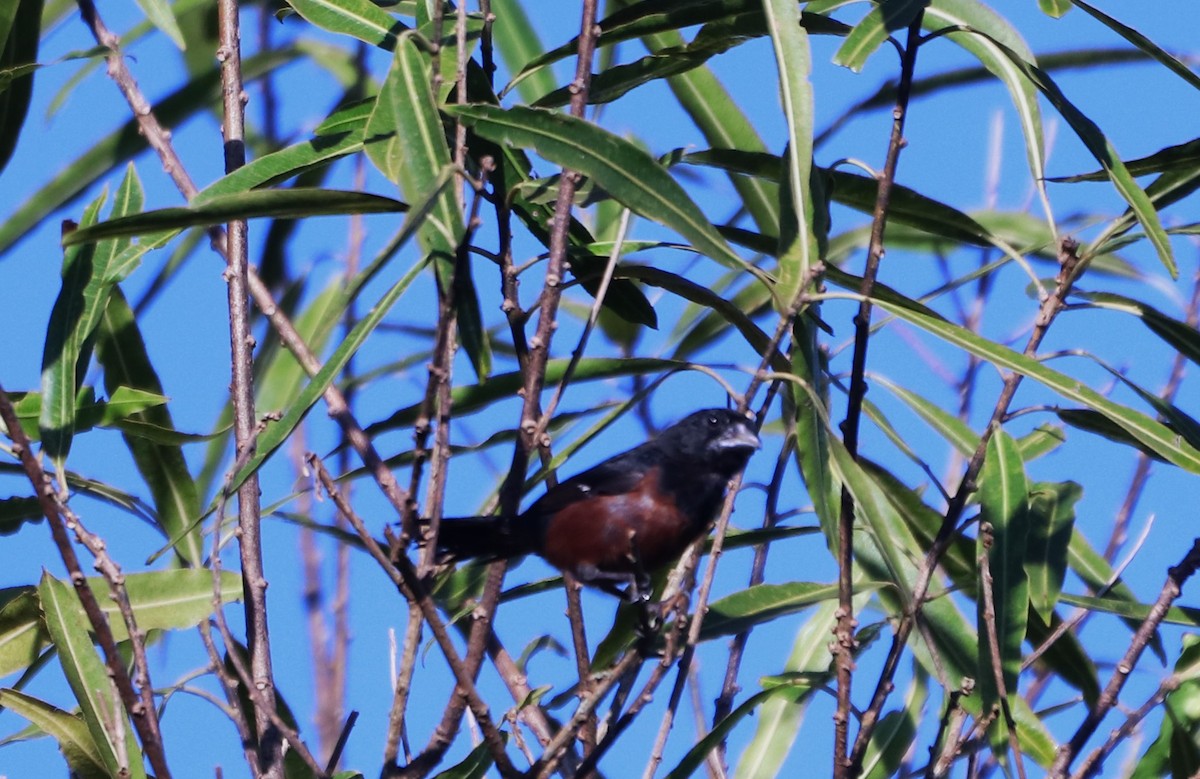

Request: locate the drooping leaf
(38, 574), (146, 779)
(0, 690), (108, 779)
(0, 0), (43, 176)
(1025, 482), (1079, 621)
(96, 289), (204, 565)
(446, 104), (772, 288)
(65, 188), (407, 247)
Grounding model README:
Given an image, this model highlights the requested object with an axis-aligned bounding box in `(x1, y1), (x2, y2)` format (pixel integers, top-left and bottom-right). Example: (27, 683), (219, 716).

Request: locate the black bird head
(656, 408), (761, 475)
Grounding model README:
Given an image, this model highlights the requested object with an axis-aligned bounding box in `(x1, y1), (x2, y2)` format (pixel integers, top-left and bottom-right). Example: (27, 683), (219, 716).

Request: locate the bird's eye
(707, 414), (719, 426)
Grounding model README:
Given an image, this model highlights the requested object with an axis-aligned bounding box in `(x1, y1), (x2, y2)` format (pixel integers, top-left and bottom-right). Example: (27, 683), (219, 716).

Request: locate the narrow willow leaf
(699, 582), (845, 640)
(286, 0), (402, 51)
(977, 430), (1030, 717)
(1129, 636), (1200, 778)
(96, 289), (204, 565)
(2, 572), (242, 679)
(489, 0), (557, 104)
(370, 356), (686, 436)
(0, 690), (108, 779)
(1016, 424), (1066, 461)
(366, 34), (488, 379)
(39, 194), (106, 470)
(506, 0), (766, 96)
(1025, 481), (1078, 624)
(0, 48), (300, 258)
(65, 188), (407, 246)
(1070, 1), (1200, 91)
(0, 0), (43, 175)
(1051, 136), (1200, 183)
(833, 0), (925, 72)
(133, 0), (186, 50)
(531, 13), (759, 109)
(195, 115), (367, 202)
(38, 574), (145, 779)
(764, 0), (817, 307)
(617, 265), (784, 369)
(924, 1), (1051, 236)
(642, 25), (780, 235)
(867, 295), (1200, 473)
(734, 601), (841, 779)
(0, 496), (41, 533)
(861, 673), (926, 779)
(966, 25), (1175, 276)
(1059, 593), (1200, 627)
(667, 679), (817, 779)
(1080, 291), (1200, 368)
(788, 320), (840, 536)
(1038, 0), (1072, 17)
(446, 104), (770, 287)
(874, 375), (977, 456)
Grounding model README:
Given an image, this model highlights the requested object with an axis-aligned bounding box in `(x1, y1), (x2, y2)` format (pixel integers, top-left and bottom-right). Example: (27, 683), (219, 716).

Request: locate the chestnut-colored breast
(539, 466), (698, 580)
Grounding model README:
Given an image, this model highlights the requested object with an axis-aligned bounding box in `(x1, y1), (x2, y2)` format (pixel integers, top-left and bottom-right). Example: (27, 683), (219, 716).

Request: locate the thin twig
(0, 385), (173, 779)
(215, 0), (282, 772)
(836, 12), (925, 776)
(307, 455), (518, 777)
(1051, 538), (1200, 776)
(977, 521), (1027, 779)
(850, 238), (1083, 772)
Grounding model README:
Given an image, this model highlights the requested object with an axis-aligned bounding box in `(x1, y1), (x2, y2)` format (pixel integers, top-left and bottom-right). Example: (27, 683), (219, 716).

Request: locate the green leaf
(38, 573), (146, 779)
(700, 582), (846, 640)
(864, 293), (1200, 473)
(39, 192), (107, 471)
(195, 110), (368, 202)
(923, 1), (1052, 236)
(963, 24), (1175, 276)
(642, 23), (780, 235)
(1050, 136), (1200, 182)
(1060, 593), (1200, 627)
(1, 571), (242, 678)
(446, 104), (771, 288)
(668, 677), (818, 779)
(133, 0), (186, 50)
(366, 34), (489, 380)
(1079, 291), (1200, 369)
(0, 47), (300, 258)
(0, 0), (43, 176)
(285, 0), (402, 50)
(733, 602), (839, 779)
(489, 0), (557, 104)
(764, 0), (817, 307)
(369, 356), (685, 436)
(1025, 482), (1079, 622)
(977, 429), (1031, 714)
(861, 673), (926, 779)
(64, 188), (407, 247)
(530, 13), (761, 109)
(1069, 1), (1200, 91)
(95, 289), (203, 561)
(0, 690), (108, 779)
(833, 0), (925, 72)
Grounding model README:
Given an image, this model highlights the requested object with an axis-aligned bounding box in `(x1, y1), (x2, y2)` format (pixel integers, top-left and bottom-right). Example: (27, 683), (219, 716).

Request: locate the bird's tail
(426, 516), (534, 562)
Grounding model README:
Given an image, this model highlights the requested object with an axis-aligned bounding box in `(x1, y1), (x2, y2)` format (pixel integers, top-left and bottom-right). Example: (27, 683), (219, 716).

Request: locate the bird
(430, 408), (761, 601)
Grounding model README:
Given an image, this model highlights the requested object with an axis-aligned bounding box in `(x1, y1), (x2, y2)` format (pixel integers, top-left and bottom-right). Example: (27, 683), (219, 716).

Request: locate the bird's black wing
(526, 442), (661, 517)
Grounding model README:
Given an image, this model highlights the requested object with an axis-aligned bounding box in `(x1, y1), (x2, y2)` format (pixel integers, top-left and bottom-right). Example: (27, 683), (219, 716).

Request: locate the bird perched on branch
(431, 408), (761, 601)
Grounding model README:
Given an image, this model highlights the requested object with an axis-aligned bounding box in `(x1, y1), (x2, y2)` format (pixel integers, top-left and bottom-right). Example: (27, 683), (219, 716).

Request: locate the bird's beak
(719, 422), (761, 452)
